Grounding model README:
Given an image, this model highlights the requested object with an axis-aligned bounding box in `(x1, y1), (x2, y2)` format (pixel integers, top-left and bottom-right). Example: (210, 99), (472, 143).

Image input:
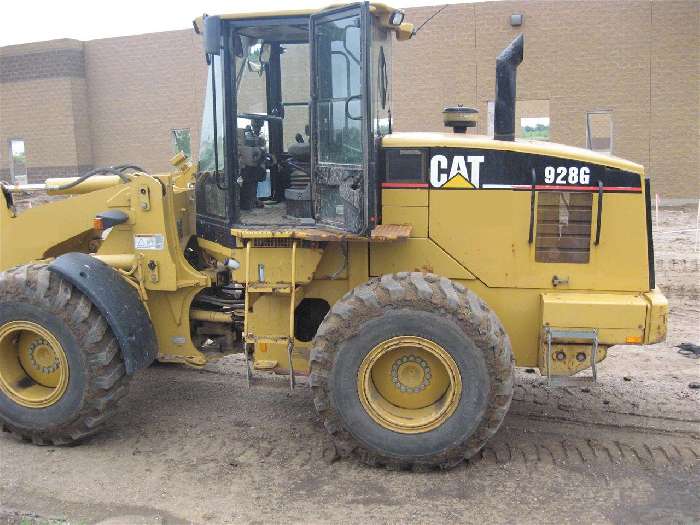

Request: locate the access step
(246, 283), (293, 294)
(544, 328), (599, 385)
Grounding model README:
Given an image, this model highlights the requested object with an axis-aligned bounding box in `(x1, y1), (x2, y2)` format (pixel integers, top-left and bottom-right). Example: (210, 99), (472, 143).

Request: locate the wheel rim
(0, 321), (69, 408)
(357, 336), (462, 434)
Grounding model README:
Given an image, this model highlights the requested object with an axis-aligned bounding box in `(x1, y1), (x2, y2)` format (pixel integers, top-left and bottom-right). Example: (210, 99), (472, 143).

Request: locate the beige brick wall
(0, 78), (87, 180)
(650, 0), (699, 198)
(0, 39), (91, 182)
(393, 4), (478, 132)
(394, 0), (698, 198)
(84, 30), (207, 173)
(0, 1), (697, 197)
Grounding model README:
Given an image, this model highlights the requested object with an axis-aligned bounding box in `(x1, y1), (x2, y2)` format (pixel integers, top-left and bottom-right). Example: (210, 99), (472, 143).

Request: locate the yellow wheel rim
(357, 336), (462, 434)
(0, 321), (69, 408)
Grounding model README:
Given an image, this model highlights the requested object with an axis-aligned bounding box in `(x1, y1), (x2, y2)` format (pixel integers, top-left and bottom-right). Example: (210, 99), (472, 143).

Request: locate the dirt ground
(0, 205), (698, 525)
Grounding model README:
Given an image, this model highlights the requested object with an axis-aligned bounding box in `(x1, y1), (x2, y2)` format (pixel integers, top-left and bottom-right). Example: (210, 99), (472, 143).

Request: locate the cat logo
(430, 155), (485, 189)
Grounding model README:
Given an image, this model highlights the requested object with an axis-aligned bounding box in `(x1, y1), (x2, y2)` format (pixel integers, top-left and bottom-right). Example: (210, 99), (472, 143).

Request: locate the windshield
(198, 55), (225, 173)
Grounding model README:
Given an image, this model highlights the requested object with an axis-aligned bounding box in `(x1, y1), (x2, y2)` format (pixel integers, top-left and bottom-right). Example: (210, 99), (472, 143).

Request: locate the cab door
(310, 3), (374, 234)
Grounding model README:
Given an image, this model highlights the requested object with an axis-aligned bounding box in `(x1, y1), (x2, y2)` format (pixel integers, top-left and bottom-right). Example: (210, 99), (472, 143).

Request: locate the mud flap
(48, 252), (157, 374)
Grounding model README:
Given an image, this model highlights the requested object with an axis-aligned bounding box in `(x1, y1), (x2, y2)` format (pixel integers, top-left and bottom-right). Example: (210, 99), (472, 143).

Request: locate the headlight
(389, 10), (405, 26)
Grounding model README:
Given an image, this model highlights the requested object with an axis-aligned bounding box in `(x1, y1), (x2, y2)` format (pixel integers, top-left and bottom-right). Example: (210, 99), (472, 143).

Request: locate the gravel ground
(0, 205), (698, 525)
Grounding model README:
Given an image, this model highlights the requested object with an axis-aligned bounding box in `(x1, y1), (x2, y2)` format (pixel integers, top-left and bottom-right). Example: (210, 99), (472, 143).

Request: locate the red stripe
(512, 184), (641, 192)
(381, 182), (429, 188)
(382, 182), (640, 191)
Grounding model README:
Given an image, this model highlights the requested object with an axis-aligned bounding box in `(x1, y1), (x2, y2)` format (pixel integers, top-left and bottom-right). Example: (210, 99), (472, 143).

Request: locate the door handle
(552, 275), (569, 287)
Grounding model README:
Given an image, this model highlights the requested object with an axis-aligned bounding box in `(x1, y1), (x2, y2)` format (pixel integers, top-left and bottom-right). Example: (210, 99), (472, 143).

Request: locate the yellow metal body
(0, 133), (667, 380)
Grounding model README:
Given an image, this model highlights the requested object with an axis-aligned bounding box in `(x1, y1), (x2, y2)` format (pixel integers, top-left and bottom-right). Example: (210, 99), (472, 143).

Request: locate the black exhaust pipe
(494, 34), (524, 141)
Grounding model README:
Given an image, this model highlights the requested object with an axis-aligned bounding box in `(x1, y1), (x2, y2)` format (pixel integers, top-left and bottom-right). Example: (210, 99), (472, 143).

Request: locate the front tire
(309, 272), (514, 470)
(0, 263), (129, 445)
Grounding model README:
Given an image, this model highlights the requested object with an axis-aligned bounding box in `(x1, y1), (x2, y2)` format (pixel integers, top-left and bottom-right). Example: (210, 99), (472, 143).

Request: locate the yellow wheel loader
(0, 3), (667, 469)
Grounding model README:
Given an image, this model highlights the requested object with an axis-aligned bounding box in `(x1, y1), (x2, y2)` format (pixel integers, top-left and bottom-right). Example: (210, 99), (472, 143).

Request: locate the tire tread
(0, 262), (130, 445)
(309, 272), (514, 470)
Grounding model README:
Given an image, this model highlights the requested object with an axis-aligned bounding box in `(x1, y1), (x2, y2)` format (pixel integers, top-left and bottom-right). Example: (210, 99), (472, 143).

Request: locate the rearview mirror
(203, 16), (222, 55)
(246, 42), (271, 75)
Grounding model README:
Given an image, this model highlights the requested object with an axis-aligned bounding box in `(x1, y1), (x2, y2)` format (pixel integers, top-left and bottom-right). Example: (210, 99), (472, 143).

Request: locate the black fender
(48, 252), (157, 374)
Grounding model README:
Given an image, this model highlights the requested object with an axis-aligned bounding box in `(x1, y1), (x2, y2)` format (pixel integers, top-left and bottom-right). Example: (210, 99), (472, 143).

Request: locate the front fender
(48, 252), (157, 374)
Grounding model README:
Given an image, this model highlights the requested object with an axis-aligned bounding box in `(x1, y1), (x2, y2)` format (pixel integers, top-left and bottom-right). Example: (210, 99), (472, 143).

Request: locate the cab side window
(384, 148), (427, 184)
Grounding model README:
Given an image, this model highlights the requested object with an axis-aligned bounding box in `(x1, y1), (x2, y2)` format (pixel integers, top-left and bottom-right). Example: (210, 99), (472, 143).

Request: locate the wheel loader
(0, 2), (668, 469)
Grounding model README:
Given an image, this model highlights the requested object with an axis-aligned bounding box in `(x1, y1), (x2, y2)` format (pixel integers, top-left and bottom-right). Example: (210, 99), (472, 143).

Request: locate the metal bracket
(287, 339), (296, 391)
(243, 342), (253, 387)
(137, 185), (151, 211)
(545, 327), (598, 385)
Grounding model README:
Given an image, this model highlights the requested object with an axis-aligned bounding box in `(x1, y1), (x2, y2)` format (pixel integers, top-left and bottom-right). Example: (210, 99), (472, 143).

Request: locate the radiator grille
(253, 238), (294, 248)
(535, 192), (592, 264)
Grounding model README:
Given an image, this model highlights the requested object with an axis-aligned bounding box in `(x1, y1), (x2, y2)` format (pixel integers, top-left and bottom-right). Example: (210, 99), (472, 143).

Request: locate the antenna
(412, 4), (449, 36)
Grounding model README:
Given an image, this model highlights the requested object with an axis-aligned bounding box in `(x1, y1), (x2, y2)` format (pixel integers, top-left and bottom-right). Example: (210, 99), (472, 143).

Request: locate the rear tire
(309, 272), (514, 470)
(0, 263), (129, 445)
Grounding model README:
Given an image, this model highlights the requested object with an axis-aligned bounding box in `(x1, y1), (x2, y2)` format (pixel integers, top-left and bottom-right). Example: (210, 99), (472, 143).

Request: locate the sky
(0, 0), (492, 47)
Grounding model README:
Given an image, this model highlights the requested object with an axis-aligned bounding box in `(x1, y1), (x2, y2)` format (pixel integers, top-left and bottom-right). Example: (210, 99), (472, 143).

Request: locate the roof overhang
(193, 2), (413, 40)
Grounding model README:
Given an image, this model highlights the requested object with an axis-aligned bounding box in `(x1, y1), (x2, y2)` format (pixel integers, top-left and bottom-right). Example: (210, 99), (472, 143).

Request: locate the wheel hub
(27, 338), (60, 375)
(391, 355), (431, 393)
(0, 321), (69, 408)
(358, 336), (462, 434)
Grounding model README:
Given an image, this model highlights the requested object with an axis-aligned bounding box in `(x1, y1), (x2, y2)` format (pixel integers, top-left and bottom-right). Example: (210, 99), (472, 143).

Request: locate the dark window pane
(385, 149), (426, 183)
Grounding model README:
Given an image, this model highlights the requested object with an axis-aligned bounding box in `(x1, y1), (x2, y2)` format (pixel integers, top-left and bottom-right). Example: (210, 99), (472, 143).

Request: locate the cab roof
(193, 3), (402, 34)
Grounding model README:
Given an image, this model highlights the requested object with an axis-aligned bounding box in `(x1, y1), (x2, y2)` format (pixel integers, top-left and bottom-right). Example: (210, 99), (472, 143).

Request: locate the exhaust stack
(494, 34), (524, 142)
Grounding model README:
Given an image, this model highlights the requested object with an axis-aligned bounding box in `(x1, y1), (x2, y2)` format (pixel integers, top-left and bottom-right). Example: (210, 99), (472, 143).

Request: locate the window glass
(198, 55), (225, 173)
(236, 38), (268, 116)
(371, 23), (392, 137)
(171, 129), (192, 157)
(587, 112), (612, 154)
(385, 149), (425, 183)
(9, 139), (27, 185)
(281, 43), (310, 149)
(487, 99), (550, 140)
(316, 13), (363, 165)
(521, 118), (550, 140)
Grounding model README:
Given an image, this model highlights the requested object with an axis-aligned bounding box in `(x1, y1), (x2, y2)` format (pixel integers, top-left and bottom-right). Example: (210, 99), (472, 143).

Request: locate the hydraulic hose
(50, 166), (139, 191)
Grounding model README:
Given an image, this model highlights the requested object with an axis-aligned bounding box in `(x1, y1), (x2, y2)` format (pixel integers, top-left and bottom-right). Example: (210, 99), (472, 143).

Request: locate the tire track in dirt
(137, 371), (699, 471)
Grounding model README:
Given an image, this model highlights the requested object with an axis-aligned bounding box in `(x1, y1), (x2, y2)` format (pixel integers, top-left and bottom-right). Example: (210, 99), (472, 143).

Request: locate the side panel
(427, 148), (649, 292)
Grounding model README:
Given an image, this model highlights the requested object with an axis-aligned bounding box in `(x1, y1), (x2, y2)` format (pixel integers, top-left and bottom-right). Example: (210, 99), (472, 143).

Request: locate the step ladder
(544, 327), (599, 386)
(242, 239), (298, 391)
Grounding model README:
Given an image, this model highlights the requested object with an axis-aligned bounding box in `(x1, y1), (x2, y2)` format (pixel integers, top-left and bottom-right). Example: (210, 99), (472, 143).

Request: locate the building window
(171, 129), (192, 157)
(521, 117), (550, 140)
(586, 112), (612, 154)
(487, 99), (550, 140)
(9, 139), (28, 185)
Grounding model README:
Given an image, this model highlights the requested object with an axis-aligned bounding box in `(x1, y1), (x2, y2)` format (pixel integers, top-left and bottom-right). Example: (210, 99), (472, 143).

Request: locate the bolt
(555, 351), (566, 361)
(576, 352), (587, 362)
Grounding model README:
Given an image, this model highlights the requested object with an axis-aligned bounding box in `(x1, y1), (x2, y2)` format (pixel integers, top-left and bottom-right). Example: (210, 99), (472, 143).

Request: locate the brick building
(0, 0), (698, 199)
